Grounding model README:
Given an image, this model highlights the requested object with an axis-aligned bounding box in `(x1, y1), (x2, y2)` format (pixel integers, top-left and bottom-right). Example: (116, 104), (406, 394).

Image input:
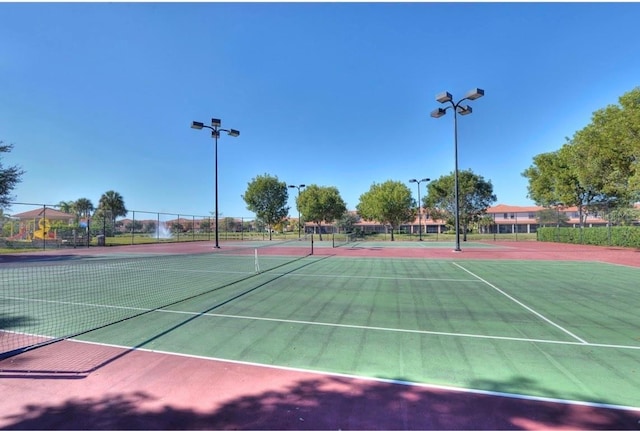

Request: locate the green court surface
(3, 252), (640, 410)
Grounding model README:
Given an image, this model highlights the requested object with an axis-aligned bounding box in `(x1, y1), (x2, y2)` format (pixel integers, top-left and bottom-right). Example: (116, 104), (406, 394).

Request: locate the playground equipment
(5, 220), (52, 241)
(33, 218), (54, 240)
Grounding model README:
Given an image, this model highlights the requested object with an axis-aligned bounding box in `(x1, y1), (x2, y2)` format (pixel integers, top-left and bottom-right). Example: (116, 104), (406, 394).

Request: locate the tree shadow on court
(0, 254), (88, 263)
(0, 315), (38, 331)
(3, 375), (638, 430)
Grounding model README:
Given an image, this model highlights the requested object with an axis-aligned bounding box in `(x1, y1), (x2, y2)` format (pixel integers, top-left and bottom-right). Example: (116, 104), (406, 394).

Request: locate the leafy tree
(242, 174), (289, 240)
(336, 211), (359, 233)
(288, 218), (302, 235)
(0, 142), (25, 209)
(521, 152), (564, 208)
(523, 87), (640, 226)
(357, 180), (414, 241)
(222, 217), (237, 232)
(3, 218), (19, 237)
(574, 87), (640, 197)
(144, 221), (157, 234)
(588, 90), (639, 201)
(125, 220), (144, 232)
(571, 119), (633, 206)
(523, 144), (603, 227)
(253, 219), (266, 233)
(1, 208), (19, 236)
(297, 185), (347, 240)
(200, 219), (211, 233)
(605, 206), (640, 226)
(97, 190), (127, 234)
(273, 219), (288, 234)
(424, 170), (496, 241)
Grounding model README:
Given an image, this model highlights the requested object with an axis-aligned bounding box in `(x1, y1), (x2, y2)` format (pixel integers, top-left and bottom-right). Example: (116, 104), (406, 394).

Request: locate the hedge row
(537, 226), (640, 248)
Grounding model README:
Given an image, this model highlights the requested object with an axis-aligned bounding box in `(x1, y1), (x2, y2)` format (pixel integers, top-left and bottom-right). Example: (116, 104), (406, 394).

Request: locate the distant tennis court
(1, 238), (639, 429)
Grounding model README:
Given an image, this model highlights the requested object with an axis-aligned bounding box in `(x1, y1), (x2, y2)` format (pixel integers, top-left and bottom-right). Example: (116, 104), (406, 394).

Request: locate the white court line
(68, 337), (640, 413)
(274, 272), (479, 283)
(452, 262), (589, 344)
(158, 308), (640, 351)
(6, 293), (637, 352)
(4, 295), (639, 351)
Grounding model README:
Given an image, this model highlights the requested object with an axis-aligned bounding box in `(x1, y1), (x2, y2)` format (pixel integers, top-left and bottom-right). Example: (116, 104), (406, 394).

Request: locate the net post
(311, 234), (314, 255)
(254, 248), (260, 273)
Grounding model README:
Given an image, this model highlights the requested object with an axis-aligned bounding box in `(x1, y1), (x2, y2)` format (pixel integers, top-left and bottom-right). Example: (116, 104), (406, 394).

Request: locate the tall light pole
(409, 178), (430, 241)
(431, 88), (484, 252)
(191, 118), (240, 248)
(288, 184), (305, 238)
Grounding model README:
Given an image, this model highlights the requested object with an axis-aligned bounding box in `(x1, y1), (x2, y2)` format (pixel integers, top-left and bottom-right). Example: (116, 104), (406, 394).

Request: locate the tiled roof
(11, 208), (75, 220)
(486, 203), (542, 213)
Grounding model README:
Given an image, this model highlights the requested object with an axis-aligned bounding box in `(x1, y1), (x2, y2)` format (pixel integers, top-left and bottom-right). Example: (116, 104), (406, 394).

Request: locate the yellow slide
(33, 218), (51, 240)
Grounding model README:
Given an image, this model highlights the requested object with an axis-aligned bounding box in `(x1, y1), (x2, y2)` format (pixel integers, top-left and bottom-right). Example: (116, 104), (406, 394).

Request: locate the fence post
(493, 213), (496, 241)
(607, 207), (612, 246)
(42, 205), (47, 251)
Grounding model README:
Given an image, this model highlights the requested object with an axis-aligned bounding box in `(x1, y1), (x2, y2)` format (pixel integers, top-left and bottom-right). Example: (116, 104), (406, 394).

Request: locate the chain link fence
(0, 202), (262, 250)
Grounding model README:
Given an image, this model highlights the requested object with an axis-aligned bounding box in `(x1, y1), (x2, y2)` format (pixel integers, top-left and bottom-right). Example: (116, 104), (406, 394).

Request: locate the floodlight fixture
(191, 121), (204, 130)
(458, 105), (473, 115)
(228, 129), (240, 137)
(436, 92), (453, 104)
(464, 88), (485, 101)
(430, 108), (447, 118)
(211, 118), (222, 127)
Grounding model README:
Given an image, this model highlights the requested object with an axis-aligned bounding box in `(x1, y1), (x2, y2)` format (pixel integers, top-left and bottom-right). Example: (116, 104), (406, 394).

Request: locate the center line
(452, 262), (588, 344)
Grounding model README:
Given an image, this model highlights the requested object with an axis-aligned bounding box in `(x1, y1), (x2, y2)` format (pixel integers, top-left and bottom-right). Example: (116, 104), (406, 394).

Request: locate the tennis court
(1, 239), (639, 429)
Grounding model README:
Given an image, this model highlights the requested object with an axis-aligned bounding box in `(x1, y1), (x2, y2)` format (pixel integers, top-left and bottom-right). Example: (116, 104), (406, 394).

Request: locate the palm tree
(58, 200), (75, 214)
(74, 198), (94, 219)
(98, 190), (127, 232)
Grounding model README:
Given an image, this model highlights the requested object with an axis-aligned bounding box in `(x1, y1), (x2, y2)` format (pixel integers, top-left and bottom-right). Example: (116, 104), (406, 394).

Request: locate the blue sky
(2, 2), (639, 218)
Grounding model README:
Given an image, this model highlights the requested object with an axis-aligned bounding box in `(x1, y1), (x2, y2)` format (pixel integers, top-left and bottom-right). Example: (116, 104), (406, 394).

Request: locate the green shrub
(537, 226), (640, 248)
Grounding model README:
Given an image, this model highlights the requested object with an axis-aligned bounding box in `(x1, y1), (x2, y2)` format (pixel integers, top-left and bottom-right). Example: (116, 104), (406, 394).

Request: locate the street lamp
(191, 118), (240, 248)
(430, 88), (484, 252)
(409, 178), (430, 241)
(288, 184), (305, 238)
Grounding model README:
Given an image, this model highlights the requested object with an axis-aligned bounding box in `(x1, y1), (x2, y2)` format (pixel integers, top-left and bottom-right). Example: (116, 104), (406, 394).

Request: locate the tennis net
(333, 232), (358, 248)
(0, 238), (312, 359)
